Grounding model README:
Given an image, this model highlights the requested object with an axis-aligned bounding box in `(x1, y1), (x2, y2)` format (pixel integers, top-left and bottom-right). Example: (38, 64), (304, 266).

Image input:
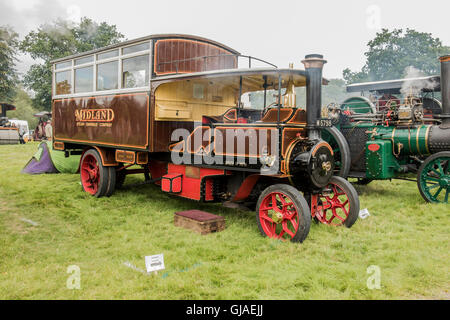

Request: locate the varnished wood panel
(154, 39), (237, 75)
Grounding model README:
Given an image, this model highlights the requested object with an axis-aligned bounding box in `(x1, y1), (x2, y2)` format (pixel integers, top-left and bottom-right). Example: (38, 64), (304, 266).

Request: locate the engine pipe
(439, 55), (450, 128)
(302, 54), (327, 140)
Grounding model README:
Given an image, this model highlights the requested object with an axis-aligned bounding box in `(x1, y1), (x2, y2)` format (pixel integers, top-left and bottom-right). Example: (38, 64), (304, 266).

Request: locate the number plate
(317, 118), (332, 127)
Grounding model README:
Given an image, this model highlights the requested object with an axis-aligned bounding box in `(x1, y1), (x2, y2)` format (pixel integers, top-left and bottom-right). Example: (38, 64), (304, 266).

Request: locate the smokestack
(439, 55), (450, 128)
(302, 54), (327, 139)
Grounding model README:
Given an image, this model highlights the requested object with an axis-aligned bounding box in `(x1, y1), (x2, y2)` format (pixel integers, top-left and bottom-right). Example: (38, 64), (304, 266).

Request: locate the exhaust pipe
(301, 54), (327, 139)
(439, 55), (450, 129)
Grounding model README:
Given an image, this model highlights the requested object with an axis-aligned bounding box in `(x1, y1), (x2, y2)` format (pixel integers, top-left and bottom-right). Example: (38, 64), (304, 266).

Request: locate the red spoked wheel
(80, 149), (113, 197)
(256, 184), (311, 243)
(311, 176), (359, 228)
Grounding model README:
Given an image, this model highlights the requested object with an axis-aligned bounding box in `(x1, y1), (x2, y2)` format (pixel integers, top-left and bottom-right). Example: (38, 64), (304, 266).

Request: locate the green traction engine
(322, 55), (450, 203)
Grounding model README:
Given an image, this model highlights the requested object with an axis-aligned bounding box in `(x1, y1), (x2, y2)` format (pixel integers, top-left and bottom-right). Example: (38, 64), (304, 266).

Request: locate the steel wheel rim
(420, 156), (450, 203)
(316, 183), (350, 226)
(259, 192), (299, 240)
(81, 154), (100, 195)
(322, 130), (341, 175)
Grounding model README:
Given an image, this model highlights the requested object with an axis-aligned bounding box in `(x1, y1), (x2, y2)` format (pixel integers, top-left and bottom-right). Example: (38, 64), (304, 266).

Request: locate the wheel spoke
(430, 168), (441, 177)
(261, 214), (274, 223)
(290, 217), (298, 232)
(271, 194), (282, 213)
(437, 162), (444, 175)
(434, 186), (443, 198)
(427, 183), (440, 190)
(425, 176), (440, 183)
(282, 221), (294, 238)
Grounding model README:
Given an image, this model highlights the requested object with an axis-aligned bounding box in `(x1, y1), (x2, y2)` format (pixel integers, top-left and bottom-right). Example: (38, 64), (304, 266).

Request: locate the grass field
(0, 142), (449, 299)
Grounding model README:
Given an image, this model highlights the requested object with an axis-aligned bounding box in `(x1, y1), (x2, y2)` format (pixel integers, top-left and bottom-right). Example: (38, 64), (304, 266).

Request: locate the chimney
(439, 55), (450, 128)
(301, 54), (327, 139)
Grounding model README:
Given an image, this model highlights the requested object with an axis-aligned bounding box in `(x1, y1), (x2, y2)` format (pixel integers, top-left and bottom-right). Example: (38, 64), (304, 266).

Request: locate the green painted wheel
(417, 151), (450, 203)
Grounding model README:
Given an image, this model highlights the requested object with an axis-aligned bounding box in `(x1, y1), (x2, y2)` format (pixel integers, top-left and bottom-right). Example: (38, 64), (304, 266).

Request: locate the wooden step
(174, 210), (225, 235)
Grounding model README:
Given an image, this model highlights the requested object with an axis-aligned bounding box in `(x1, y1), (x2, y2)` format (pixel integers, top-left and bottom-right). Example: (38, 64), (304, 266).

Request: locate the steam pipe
(302, 54), (327, 139)
(439, 55), (450, 128)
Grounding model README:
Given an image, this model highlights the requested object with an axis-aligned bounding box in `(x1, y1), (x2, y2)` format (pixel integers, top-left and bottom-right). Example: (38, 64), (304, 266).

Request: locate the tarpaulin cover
(22, 141), (80, 174)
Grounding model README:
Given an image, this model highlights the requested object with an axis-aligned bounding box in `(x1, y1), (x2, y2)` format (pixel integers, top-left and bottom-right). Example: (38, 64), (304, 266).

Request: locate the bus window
(97, 61), (118, 91)
(75, 66), (93, 93)
(55, 70), (72, 95)
(75, 55), (94, 66)
(97, 50), (119, 61)
(122, 42), (150, 55)
(55, 61), (71, 70)
(122, 54), (149, 88)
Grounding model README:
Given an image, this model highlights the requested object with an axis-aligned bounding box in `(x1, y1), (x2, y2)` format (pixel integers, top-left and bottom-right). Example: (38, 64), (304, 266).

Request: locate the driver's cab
(153, 68), (309, 129)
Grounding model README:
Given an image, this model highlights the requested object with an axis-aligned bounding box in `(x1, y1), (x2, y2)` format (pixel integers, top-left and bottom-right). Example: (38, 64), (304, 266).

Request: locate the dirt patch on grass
(414, 288), (450, 300)
(0, 199), (33, 234)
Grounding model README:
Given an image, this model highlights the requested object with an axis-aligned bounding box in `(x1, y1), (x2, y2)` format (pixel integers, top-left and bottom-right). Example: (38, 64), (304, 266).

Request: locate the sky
(1, 0), (449, 79)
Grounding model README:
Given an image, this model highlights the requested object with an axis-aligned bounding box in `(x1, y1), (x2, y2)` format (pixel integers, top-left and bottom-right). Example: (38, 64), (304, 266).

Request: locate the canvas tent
(22, 141), (80, 174)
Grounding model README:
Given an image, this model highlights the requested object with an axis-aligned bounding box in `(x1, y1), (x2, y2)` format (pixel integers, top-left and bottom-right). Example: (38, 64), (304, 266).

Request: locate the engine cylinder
(287, 140), (335, 190)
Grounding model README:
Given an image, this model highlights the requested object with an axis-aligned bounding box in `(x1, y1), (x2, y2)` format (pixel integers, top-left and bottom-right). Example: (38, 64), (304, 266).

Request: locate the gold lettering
(74, 108), (115, 123)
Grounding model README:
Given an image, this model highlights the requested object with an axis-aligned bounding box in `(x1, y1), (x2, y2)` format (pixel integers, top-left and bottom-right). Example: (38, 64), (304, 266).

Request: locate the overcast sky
(1, 0), (449, 79)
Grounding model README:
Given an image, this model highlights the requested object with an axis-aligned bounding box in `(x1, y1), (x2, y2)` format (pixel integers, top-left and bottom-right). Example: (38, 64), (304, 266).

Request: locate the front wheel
(322, 126), (351, 178)
(311, 176), (360, 227)
(256, 184), (311, 242)
(417, 151), (450, 203)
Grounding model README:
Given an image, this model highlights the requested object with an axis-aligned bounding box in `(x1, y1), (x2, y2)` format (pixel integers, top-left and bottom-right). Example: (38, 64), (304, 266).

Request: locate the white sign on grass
(359, 208), (370, 219)
(145, 254), (165, 273)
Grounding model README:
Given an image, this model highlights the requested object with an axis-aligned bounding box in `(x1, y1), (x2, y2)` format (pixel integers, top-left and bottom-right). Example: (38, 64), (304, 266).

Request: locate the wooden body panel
(53, 93), (149, 149)
(154, 38), (237, 76)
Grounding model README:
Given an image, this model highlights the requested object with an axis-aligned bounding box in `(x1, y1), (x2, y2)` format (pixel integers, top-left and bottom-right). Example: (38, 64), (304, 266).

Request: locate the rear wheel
(256, 184), (311, 243)
(105, 166), (116, 197)
(312, 176), (359, 227)
(115, 164), (126, 189)
(417, 151), (450, 203)
(80, 149), (109, 197)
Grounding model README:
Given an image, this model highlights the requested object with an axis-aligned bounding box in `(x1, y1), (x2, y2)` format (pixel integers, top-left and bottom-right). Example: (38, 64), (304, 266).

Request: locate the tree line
(1, 18), (448, 123)
(0, 17), (124, 127)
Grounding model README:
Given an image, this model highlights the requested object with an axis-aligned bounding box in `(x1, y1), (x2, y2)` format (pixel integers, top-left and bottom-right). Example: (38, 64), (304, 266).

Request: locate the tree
(343, 28), (449, 84)
(8, 87), (39, 129)
(20, 17), (124, 110)
(0, 26), (19, 103)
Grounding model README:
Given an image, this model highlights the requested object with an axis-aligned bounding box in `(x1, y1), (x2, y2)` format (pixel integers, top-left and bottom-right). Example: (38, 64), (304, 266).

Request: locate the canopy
(346, 76), (440, 94)
(154, 68), (328, 93)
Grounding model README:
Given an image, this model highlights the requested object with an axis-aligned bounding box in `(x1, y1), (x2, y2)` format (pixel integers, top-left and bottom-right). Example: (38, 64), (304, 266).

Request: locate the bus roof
(153, 68), (328, 91)
(51, 34), (240, 64)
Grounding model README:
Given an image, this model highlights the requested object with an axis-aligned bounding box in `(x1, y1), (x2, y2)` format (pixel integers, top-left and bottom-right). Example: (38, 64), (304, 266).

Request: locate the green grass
(0, 142), (449, 299)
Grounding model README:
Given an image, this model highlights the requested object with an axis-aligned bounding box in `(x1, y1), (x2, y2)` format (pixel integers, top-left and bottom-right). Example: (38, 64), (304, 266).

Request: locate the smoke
(400, 66), (439, 96)
(0, 0), (71, 35)
(0, 0), (82, 75)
